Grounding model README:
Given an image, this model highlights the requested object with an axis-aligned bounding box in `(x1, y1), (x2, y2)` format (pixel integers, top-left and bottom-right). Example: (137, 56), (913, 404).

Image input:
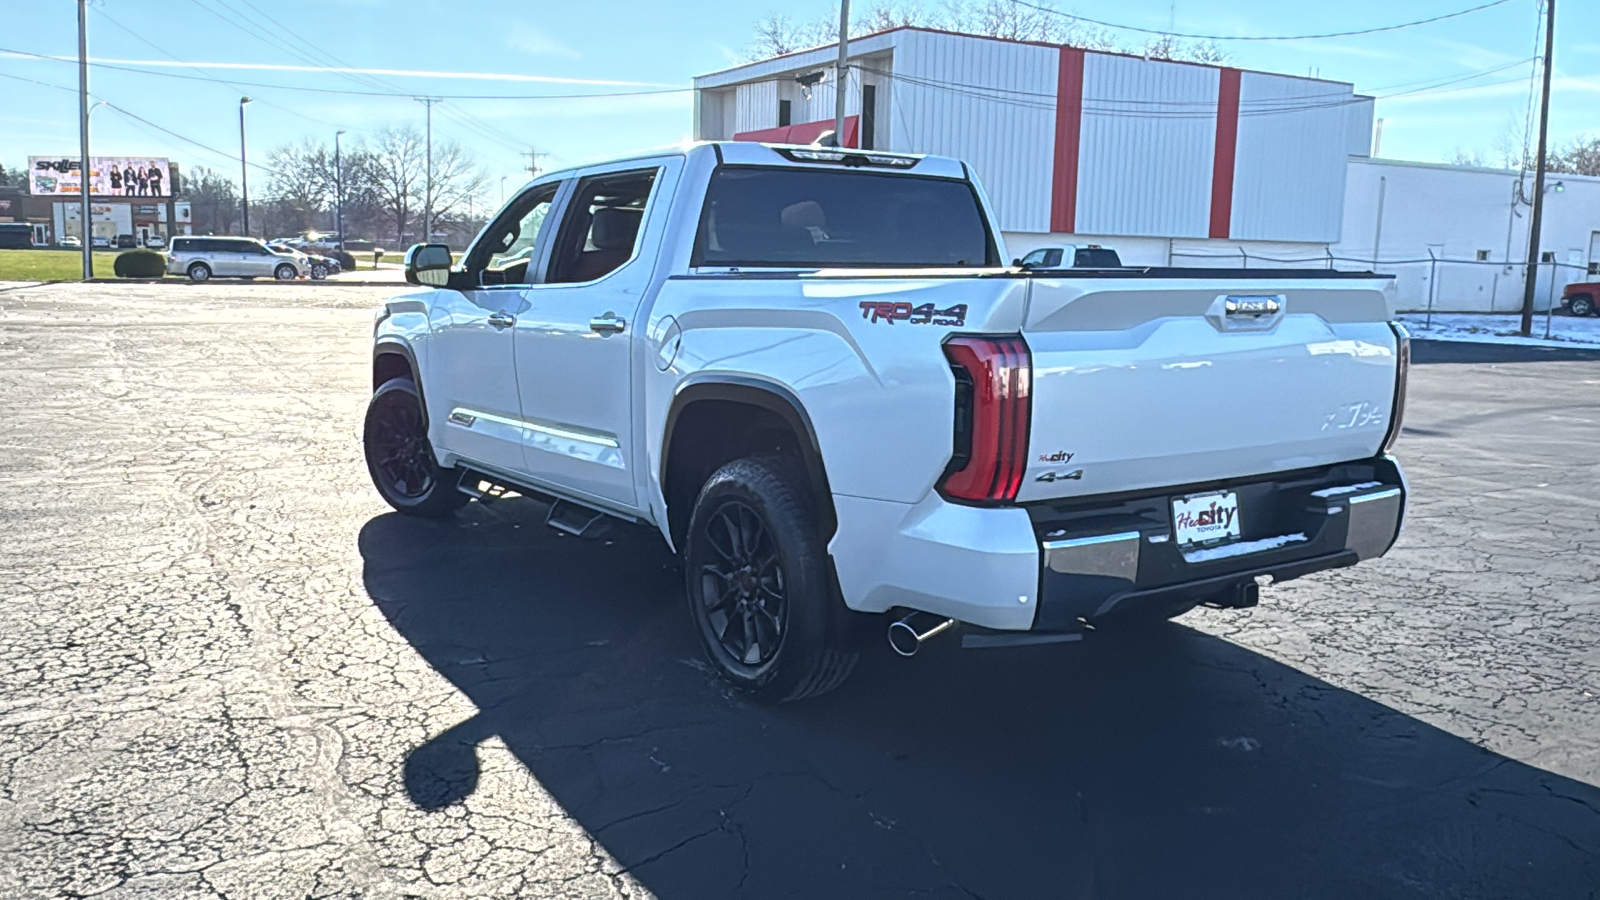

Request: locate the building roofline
(694, 26), (1356, 90)
(1352, 155), (1600, 184)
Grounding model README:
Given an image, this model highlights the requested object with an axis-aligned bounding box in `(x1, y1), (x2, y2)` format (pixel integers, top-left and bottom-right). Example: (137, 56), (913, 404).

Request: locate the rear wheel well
(663, 396), (834, 550)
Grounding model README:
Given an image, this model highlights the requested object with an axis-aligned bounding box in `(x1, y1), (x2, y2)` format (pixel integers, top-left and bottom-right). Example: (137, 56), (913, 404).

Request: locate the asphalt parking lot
(0, 282), (1596, 899)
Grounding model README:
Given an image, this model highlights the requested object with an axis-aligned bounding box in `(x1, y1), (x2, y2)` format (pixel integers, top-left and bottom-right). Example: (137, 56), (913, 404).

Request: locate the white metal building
(1335, 158), (1600, 312)
(694, 28), (1374, 265)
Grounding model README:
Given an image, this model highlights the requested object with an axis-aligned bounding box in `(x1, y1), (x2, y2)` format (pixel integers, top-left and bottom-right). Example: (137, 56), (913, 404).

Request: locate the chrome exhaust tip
(887, 612), (955, 657)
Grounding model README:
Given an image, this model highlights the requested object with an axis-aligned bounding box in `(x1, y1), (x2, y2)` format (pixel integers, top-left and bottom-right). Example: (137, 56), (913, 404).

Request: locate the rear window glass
(1073, 248), (1121, 268)
(694, 167), (995, 268)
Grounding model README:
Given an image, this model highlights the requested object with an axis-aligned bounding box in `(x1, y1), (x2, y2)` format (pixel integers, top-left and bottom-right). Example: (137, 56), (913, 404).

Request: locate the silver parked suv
(166, 236), (308, 282)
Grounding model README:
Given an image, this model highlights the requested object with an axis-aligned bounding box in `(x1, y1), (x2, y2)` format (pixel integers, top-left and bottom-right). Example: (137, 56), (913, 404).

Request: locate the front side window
(695, 167), (996, 269)
(546, 168), (659, 285)
(476, 183), (559, 284)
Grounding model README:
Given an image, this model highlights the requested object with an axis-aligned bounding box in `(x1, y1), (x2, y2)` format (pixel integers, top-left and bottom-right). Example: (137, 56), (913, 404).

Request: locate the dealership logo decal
(1174, 502), (1237, 531)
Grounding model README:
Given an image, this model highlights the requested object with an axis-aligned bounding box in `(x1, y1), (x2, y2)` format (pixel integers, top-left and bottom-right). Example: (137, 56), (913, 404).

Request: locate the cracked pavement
(0, 282), (1596, 899)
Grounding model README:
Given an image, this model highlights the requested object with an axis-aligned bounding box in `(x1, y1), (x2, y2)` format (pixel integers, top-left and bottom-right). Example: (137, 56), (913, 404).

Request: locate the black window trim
(689, 163), (1000, 270)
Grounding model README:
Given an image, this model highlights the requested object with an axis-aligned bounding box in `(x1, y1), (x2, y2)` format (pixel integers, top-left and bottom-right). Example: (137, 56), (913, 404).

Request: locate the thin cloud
(506, 23), (581, 60)
(0, 53), (665, 87)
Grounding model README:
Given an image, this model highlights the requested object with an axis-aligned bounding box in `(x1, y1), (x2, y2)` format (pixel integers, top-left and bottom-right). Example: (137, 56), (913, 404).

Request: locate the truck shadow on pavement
(359, 503), (1600, 899)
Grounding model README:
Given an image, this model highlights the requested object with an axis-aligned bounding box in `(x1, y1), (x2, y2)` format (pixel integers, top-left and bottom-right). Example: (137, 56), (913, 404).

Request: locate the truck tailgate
(1017, 277), (1400, 503)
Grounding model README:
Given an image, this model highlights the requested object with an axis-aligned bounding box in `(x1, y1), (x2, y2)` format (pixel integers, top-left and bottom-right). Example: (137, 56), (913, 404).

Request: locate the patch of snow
(1182, 533), (1307, 563)
(1399, 312), (1600, 349)
(1310, 481), (1382, 499)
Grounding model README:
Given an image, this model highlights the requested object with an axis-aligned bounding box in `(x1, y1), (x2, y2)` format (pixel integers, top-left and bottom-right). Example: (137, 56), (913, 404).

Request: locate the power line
(1007, 0), (1520, 41)
(90, 5), (343, 129)
(0, 46), (691, 100)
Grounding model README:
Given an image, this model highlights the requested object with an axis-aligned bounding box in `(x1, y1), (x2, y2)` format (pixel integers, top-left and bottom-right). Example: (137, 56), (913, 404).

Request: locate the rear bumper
(1030, 455), (1406, 629)
(827, 455), (1406, 633)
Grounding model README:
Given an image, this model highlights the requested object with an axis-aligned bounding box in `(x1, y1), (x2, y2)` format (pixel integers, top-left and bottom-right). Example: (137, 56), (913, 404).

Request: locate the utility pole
(1519, 0), (1556, 337)
(833, 0), (851, 147)
(416, 98), (440, 245)
(77, 0), (91, 279)
(335, 130), (346, 251)
(522, 147), (548, 178)
(239, 97), (252, 236)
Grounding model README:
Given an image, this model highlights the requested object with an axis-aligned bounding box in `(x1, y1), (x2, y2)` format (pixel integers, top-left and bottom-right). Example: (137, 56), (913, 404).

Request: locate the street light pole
(77, 0), (92, 279)
(239, 97), (252, 237)
(415, 98), (440, 245)
(1518, 0), (1556, 336)
(335, 130), (346, 252)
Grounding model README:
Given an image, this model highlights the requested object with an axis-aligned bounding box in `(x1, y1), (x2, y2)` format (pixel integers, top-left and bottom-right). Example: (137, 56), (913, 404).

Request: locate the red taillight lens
(939, 335), (1032, 503)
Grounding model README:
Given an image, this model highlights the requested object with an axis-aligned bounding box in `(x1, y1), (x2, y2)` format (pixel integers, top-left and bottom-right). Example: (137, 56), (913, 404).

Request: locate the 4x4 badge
(1036, 469), (1083, 482)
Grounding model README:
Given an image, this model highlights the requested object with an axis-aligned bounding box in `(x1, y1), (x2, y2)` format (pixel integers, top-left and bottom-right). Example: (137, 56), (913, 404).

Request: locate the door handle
(589, 314), (626, 336)
(488, 311), (516, 330)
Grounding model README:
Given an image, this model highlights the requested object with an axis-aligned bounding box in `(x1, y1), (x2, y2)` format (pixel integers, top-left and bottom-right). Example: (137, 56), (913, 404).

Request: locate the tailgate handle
(1207, 294), (1285, 332)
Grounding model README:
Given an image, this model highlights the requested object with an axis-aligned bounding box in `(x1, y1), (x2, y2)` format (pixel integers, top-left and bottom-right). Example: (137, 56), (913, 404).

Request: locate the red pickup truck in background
(1562, 281), (1598, 316)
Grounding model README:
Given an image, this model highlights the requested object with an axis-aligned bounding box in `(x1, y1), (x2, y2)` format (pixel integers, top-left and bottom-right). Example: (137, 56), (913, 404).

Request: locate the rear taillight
(1382, 322), (1410, 454)
(939, 335), (1032, 504)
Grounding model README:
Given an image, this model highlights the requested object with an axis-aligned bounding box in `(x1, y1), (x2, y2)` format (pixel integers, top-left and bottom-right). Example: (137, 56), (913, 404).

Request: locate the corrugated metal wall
(1229, 73), (1352, 243)
(1075, 54), (1218, 239)
(893, 31), (1056, 233)
(734, 80), (779, 134)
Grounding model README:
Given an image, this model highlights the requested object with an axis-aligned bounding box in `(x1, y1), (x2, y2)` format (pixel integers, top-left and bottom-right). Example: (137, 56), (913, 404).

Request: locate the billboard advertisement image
(29, 156), (172, 198)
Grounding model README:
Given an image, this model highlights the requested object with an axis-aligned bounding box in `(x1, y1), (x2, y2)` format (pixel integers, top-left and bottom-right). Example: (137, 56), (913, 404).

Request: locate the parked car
(165, 236), (308, 282)
(1013, 244), (1124, 269)
(58, 235), (82, 250)
(144, 235), (166, 249)
(91, 235), (111, 249)
(367, 142), (1409, 702)
(1560, 281), (1598, 317)
(266, 241), (340, 279)
(114, 234), (138, 249)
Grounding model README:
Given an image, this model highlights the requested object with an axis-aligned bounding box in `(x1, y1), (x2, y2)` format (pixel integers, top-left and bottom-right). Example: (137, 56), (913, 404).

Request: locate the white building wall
(891, 30), (1057, 233)
(1075, 53), (1217, 239)
(1336, 158), (1600, 312)
(734, 80), (779, 134)
(1230, 73), (1351, 243)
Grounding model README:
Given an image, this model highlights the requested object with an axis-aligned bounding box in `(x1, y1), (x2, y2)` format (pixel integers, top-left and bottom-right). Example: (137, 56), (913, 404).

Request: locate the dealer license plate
(1172, 490), (1242, 547)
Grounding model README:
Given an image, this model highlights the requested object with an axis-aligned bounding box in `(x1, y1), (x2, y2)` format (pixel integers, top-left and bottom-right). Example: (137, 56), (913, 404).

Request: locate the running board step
(546, 499), (612, 539)
(457, 471), (515, 503)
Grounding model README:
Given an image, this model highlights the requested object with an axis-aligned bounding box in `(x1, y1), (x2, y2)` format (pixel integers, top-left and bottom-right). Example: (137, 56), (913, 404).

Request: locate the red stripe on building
(1050, 48), (1085, 234)
(1209, 68), (1241, 240)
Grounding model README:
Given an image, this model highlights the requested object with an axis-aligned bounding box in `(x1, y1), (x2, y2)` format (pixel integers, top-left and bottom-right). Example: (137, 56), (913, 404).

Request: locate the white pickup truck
(365, 141), (1408, 702)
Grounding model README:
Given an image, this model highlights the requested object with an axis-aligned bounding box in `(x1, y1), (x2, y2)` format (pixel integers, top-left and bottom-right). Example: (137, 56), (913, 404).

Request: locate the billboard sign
(29, 156), (173, 198)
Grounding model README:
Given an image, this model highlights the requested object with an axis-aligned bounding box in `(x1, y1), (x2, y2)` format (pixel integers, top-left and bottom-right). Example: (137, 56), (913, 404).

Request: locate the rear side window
(694, 167), (996, 268)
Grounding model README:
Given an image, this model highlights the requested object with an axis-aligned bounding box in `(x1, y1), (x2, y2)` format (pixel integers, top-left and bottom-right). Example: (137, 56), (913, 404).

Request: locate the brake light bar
(939, 335), (1032, 504)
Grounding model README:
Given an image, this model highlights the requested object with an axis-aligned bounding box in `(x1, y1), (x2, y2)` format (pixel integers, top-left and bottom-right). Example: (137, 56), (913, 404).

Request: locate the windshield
(694, 167), (996, 268)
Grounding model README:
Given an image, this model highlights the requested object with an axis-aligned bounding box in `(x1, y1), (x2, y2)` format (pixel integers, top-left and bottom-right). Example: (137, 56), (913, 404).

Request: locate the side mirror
(1012, 257), (1022, 267)
(404, 243), (452, 287)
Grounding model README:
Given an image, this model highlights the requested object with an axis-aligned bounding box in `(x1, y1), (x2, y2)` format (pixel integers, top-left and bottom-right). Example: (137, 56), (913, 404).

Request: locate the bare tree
(422, 139), (491, 233)
(1447, 148), (1489, 168)
(745, 13), (839, 60)
(361, 126), (427, 247)
(1549, 135), (1600, 176)
(180, 166), (239, 235)
(265, 138), (333, 234)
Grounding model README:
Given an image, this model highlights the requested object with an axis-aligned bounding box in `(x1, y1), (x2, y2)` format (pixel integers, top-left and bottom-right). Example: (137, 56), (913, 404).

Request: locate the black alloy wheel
(684, 457), (859, 702)
(363, 378), (466, 517)
(698, 499), (788, 667)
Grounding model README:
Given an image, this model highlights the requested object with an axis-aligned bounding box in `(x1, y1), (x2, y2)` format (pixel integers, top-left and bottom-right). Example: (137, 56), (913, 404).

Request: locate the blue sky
(2, 0), (1596, 198)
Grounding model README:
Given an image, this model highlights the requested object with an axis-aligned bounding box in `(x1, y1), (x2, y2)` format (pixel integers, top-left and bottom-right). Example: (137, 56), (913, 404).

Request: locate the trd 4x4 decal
(858, 301), (969, 327)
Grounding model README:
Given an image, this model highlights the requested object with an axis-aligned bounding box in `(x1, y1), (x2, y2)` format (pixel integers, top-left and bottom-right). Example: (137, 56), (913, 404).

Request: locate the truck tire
(1571, 294), (1595, 317)
(363, 378), (467, 518)
(684, 457), (858, 702)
